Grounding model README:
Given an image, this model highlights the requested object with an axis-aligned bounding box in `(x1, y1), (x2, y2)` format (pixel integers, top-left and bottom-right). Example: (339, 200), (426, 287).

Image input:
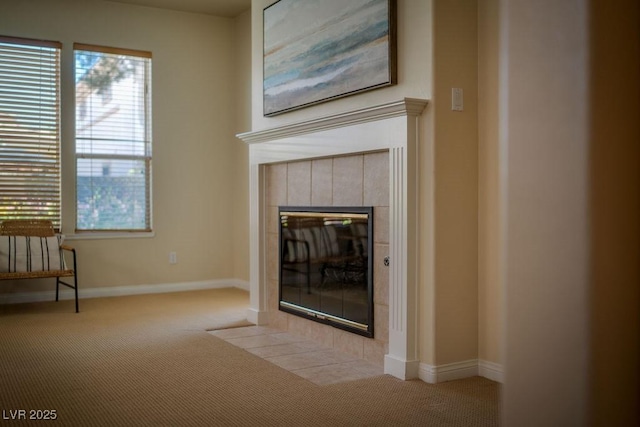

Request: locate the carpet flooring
(0, 288), (500, 426)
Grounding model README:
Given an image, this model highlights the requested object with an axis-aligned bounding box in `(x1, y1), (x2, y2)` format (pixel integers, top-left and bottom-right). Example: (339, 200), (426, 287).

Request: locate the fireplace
(237, 98), (428, 379)
(279, 207), (374, 337)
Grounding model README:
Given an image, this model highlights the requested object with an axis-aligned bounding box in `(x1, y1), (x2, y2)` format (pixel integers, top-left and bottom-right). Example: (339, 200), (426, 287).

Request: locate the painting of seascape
(263, 0), (396, 116)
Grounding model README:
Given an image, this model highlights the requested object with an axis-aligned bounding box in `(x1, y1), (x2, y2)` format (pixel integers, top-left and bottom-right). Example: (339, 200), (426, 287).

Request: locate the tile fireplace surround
(237, 98), (429, 380)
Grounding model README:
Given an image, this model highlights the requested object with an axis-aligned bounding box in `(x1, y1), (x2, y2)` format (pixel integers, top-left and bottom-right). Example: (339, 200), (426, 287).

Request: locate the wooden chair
(0, 220), (79, 312)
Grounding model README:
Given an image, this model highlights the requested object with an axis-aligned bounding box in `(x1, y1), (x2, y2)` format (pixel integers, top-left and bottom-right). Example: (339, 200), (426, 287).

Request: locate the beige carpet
(0, 288), (500, 426)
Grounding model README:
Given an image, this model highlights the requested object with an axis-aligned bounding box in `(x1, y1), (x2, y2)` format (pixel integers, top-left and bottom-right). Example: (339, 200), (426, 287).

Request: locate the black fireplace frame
(278, 206), (374, 338)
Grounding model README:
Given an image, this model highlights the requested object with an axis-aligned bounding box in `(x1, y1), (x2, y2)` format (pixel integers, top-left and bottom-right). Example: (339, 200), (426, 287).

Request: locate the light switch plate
(452, 88), (463, 111)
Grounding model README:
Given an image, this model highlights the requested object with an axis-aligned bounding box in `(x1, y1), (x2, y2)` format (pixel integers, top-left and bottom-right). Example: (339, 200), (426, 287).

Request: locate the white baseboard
(478, 359), (504, 383)
(0, 279), (250, 305)
(246, 307), (269, 325)
(384, 354), (420, 380)
(419, 359), (504, 384)
(419, 359), (479, 384)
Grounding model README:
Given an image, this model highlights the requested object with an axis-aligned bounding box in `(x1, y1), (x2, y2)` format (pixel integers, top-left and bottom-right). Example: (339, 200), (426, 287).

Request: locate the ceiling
(107, 0), (252, 18)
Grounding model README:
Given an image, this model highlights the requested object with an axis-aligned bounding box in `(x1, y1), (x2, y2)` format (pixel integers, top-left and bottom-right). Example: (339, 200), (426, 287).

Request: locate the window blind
(74, 44), (152, 232)
(0, 36), (62, 229)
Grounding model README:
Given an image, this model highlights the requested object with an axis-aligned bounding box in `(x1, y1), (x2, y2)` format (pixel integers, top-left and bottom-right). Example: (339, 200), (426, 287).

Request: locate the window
(74, 44), (152, 232)
(0, 36), (62, 229)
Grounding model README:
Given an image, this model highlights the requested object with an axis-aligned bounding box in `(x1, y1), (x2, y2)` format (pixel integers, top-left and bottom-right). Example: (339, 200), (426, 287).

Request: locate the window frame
(73, 43), (153, 233)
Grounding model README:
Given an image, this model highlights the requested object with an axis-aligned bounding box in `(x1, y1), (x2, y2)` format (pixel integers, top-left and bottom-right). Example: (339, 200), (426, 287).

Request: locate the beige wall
(232, 10), (252, 281)
(477, 0), (501, 365)
(431, 0), (479, 366)
(501, 0), (640, 423)
(0, 0), (246, 292)
(501, 0), (591, 423)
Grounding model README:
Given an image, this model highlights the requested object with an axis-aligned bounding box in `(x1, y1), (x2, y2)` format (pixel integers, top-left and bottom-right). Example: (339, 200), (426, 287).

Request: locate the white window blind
(74, 43), (152, 232)
(0, 36), (62, 229)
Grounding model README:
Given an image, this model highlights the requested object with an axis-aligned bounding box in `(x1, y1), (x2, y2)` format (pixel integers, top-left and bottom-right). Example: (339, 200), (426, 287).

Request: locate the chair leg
(72, 248), (78, 313)
(56, 277), (60, 302)
(74, 272), (79, 313)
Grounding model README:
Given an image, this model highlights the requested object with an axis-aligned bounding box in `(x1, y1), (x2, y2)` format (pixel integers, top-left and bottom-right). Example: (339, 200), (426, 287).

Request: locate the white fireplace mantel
(237, 98), (428, 380)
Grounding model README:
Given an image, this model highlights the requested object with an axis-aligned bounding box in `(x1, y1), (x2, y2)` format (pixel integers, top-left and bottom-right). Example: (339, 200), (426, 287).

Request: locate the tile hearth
(208, 325), (383, 385)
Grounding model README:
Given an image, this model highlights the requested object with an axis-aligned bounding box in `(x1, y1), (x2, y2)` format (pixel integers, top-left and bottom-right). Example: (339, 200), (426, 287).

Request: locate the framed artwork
(263, 0), (397, 117)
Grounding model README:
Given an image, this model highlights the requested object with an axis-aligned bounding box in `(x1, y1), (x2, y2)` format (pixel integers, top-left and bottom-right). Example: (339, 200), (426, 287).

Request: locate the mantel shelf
(236, 98), (428, 144)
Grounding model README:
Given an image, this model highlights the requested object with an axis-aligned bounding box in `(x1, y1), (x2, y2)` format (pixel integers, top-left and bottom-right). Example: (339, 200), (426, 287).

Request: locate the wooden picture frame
(263, 0), (397, 117)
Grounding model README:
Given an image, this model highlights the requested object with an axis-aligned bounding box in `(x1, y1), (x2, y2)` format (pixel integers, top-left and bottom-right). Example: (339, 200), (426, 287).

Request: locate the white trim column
(384, 116), (421, 379)
(247, 162), (269, 325)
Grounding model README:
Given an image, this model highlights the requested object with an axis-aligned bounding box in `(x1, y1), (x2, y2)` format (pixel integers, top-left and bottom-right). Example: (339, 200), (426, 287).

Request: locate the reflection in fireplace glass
(279, 206), (373, 337)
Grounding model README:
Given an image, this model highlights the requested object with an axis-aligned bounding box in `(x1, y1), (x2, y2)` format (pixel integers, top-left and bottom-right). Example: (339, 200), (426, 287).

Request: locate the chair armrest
(59, 244), (77, 273)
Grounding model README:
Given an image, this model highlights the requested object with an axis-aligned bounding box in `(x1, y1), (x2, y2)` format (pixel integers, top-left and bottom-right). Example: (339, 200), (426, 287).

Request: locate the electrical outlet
(169, 251), (177, 264)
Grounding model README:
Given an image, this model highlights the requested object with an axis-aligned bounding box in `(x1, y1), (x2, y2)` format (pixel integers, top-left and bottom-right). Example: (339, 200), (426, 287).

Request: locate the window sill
(65, 231), (155, 241)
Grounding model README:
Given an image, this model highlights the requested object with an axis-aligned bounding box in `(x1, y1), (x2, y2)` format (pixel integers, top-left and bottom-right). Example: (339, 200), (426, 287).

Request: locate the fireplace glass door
(279, 206), (373, 337)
